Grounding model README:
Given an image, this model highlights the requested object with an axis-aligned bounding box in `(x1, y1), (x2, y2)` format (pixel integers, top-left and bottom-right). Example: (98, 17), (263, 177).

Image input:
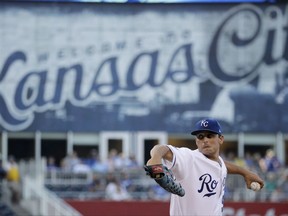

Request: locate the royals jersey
(163, 145), (227, 216)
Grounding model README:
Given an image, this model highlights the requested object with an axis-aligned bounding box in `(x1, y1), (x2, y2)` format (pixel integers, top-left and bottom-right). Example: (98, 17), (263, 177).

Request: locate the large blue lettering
(0, 43), (196, 130)
(15, 71), (48, 109)
(1, 4), (288, 131)
(209, 6), (262, 82)
(209, 5), (288, 84)
(167, 44), (195, 83)
(91, 57), (120, 96)
(0, 51), (28, 128)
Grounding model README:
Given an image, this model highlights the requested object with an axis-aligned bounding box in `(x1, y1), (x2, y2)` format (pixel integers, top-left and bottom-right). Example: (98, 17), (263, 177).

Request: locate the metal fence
(14, 158), (288, 204)
(43, 168), (288, 203)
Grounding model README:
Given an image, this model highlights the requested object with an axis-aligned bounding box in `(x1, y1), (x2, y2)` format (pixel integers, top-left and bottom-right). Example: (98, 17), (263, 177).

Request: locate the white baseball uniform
(163, 145), (227, 216)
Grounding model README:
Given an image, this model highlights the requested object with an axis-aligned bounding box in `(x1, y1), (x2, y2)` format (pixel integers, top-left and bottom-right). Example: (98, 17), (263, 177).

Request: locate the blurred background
(0, 0), (288, 215)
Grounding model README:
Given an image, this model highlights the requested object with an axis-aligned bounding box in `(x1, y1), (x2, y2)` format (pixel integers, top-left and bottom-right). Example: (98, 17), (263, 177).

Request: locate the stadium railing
(18, 158), (288, 203)
(19, 159), (83, 216)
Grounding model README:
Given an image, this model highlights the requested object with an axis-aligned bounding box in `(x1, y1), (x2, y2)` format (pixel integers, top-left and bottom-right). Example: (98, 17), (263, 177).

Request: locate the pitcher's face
(195, 132), (224, 160)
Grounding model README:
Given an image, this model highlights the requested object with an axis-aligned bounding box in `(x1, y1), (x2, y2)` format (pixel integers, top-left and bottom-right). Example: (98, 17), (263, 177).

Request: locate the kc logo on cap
(200, 120), (209, 128)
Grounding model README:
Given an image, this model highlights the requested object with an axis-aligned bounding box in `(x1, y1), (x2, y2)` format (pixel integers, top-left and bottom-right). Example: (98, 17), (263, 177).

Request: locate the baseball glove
(144, 164), (185, 197)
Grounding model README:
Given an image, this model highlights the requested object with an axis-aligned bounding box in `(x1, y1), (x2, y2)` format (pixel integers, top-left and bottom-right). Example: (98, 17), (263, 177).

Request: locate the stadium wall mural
(0, 2), (287, 133)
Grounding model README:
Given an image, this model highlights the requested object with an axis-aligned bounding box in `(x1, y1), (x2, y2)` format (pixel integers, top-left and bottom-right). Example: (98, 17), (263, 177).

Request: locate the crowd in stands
(43, 148), (288, 202)
(1, 147), (288, 204)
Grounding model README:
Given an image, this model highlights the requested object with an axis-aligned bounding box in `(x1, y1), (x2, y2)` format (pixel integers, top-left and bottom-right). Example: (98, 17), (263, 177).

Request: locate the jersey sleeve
(163, 145), (194, 181)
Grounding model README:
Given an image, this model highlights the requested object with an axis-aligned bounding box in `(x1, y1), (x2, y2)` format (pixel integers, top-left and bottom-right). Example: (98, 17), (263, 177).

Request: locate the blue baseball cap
(191, 118), (222, 135)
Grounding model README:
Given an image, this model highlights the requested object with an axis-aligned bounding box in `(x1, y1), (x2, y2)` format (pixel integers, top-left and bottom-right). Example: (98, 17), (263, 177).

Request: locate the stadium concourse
(1, 149), (288, 215)
(37, 149), (285, 202)
(48, 148), (288, 215)
(43, 149), (287, 202)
